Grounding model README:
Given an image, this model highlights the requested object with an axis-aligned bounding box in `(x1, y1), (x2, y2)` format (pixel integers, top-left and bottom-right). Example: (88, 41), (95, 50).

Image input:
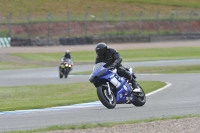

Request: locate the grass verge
(134, 64), (200, 74)
(0, 81), (165, 112)
(11, 47), (200, 62)
(5, 114), (200, 133)
(1, 46), (199, 70)
(0, 0), (199, 19)
(72, 64), (200, 75)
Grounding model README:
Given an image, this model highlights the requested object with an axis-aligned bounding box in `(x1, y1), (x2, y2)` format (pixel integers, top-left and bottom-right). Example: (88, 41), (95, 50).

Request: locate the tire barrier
(31, 38), (57, 46)
(11, 38), (32, 46)
(0, 37), (11, 47)
(93, 35), (150, 44)
(94, 34), (200, 44)
(11, 37), (58, 46)
(5, 33), (200, 47)
(59, 37), (93, 45)
(150, 33), (200, 42)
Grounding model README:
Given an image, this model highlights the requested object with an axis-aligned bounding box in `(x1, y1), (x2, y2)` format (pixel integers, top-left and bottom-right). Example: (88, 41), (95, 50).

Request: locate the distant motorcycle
(89, 62), (146, 109)
(59, 58), (73, 78)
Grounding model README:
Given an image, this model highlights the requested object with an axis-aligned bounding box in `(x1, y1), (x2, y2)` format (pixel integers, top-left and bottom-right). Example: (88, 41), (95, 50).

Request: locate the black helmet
(95, 42), (107, 57)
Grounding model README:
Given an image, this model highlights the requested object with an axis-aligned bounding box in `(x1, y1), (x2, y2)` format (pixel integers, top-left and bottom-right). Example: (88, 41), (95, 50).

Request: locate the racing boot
(121, 68), (141, 92)
(130, 77), (141, 93)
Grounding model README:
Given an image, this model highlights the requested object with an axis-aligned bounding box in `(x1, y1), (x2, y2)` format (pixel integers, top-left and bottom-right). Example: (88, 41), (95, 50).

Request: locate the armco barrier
(0, 37), (11, 47)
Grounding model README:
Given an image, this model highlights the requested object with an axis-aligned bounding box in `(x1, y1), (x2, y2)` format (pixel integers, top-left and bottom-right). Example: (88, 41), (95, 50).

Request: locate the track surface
(0, 41), (200, 132)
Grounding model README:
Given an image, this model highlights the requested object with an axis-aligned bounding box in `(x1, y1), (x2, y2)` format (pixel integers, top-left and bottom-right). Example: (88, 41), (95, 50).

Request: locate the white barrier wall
(0, 37), (11, 47)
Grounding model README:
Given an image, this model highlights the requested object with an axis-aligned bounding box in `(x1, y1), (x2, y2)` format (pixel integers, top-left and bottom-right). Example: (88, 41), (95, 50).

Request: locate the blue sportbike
(89, 62), (146, 109)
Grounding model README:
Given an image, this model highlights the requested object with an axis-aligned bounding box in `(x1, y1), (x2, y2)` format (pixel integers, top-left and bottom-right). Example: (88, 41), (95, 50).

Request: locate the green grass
(0, 0), (199, 21)
(11, 46), (200, 62)
(0, 62), (44, 70)
(2, 46), (199, 70)
(12, 50), (96, 63)
(35, 115), (200, 131)
(0, 81), (165, 112)
(72, 64), (200, 75)
(127, 0), (200, 8)
(134, 64), (200, 74)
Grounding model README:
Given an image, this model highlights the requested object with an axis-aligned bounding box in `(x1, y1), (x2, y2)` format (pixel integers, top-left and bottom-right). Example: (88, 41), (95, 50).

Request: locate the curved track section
(0, 60), (200, 132)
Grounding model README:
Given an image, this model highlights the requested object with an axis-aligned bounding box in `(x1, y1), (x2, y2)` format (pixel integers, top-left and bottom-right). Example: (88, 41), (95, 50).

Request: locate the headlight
(65, 64), (69, 67)
(69, 65), (71, 67)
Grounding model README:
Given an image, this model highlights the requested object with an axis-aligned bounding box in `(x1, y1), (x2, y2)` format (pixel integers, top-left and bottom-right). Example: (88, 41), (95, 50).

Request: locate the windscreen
(64, 58), (73, 64)
(92, 62), (106, 72)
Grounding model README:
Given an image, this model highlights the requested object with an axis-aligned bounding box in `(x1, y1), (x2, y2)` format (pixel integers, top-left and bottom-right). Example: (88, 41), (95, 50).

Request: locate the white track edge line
(146, 82), (171, 96)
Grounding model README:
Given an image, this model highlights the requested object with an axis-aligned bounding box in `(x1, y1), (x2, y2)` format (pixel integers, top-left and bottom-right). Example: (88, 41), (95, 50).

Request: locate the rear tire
(97, 86), (116, 109)
(132, 84), (146, 106)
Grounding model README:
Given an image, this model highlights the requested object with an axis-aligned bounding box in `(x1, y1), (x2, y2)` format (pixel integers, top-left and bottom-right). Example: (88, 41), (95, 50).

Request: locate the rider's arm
(111, 49), (122, 67)
(60, 56), (65, 63)
(95, 57), (99, 64)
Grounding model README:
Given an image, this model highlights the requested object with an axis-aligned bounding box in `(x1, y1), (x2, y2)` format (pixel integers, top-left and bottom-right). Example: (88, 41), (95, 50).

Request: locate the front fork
(106, 82), (112, 96)
(102, 82), (113, 104)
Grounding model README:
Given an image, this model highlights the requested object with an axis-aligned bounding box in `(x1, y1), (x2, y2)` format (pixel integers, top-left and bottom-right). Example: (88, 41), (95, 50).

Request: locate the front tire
(64, 68), (70, 78)
(96, 86), (116, 109)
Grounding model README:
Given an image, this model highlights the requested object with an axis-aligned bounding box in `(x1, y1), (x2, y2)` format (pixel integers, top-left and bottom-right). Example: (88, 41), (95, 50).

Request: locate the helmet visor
(96, 48), (106, 56)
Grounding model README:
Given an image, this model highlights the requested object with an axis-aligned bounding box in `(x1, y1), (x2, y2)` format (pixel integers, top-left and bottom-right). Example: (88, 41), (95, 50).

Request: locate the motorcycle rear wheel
(96, 85), (116, 109)
(132, 84), (146, 106)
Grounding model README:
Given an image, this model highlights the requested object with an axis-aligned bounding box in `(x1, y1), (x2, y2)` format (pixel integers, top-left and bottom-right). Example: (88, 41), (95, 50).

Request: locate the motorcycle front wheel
(96, 85), (116, 109)
(64, 68), (70, 78)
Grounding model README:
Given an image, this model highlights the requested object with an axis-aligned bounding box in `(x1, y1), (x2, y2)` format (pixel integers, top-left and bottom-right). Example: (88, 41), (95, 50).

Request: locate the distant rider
(95, 42), (139, 92)
(65, 50), (71, 58)
(60, 50), (73, 63)
(59, 50), (73, 69)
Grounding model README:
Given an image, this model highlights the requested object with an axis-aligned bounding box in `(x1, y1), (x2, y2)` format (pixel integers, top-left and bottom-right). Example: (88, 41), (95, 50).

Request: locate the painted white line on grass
(0, 82), (171, 115)
(0, 101), (102, 115)
(146, 82), (171, 96)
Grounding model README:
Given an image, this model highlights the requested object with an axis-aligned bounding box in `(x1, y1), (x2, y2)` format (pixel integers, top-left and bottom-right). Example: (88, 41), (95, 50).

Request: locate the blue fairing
(89, 62), (114, 83)
(89, 62), (136, 104)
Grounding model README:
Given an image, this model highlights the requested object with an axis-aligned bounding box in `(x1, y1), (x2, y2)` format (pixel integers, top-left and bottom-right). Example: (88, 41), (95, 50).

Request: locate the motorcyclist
(61, 50), (73, 63)
(95, 42), (139, 92)
(63, 50), (72, 60)
(59, 50), (73, 70)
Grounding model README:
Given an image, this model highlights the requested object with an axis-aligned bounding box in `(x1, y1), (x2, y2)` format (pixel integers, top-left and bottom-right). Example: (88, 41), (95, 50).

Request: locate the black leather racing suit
(64, 53), (71, 59)
(95, 48), (133, 82)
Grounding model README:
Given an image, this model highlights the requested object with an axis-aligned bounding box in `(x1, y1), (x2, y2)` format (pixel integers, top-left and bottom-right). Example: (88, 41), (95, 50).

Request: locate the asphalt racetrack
(0, 42), (200, 132)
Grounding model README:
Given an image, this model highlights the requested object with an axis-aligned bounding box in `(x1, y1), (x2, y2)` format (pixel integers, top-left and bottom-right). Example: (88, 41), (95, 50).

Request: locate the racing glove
(108, 64), (116, 70)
